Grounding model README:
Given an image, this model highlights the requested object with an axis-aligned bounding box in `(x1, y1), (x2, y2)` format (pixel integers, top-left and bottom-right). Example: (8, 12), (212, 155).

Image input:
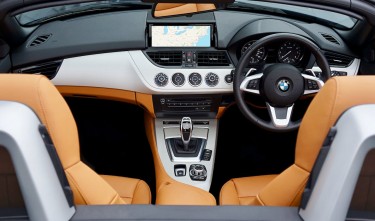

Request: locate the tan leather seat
(220, 76), (375, 206)
(0, 74), (151, 205)
(154, 3), (216, 17)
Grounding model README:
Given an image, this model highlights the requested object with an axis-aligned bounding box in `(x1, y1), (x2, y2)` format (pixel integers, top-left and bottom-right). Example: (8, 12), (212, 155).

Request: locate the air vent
(197, 51), (230, 66)
(320, 33), (340, 45)
(147, 51), (182, 66)
(15, 60), (62, 79)
(325, 52), (354, 67)
(28, 34), (52, 47)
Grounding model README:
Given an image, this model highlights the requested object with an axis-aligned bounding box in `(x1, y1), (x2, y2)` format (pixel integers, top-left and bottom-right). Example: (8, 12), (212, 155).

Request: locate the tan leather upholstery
(154, 3), (216, 17)
(0, 74), (151, 205)
(101, 175), (151, 204)
(221, 76), (375, 206)
(156, 182), (216, 205)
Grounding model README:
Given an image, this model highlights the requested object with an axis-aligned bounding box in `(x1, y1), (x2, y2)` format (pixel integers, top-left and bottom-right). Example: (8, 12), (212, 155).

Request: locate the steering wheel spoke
(302, 71), (325, 95)
(240, 73), (263, 95)
(266, 103), (294, 128)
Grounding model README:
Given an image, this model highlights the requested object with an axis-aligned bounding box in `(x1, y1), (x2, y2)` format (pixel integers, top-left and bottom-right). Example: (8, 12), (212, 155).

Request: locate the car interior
(1, 0), (375, 220)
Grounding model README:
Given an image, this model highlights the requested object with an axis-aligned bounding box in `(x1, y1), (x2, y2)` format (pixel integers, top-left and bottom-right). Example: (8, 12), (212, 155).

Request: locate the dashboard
(11, 10), (360, 117)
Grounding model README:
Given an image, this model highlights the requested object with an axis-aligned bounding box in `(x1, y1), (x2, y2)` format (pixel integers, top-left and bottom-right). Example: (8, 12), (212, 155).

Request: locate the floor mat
(210, 104), (298, 202)
(65, 97), (156, 203)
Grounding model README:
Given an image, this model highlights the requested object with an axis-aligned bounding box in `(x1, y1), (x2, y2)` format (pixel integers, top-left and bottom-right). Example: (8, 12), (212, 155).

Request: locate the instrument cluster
(239, 39), (308, 67)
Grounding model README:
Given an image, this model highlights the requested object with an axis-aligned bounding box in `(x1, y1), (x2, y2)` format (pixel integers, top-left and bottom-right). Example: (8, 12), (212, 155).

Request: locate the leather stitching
(288, 165), (310, 206)
(109, 194), (120, 205)
(65, 169), (88, 205)
(132, 179), (141, 204)
(328, 78), (339, 128)
(256, 195), (265, 206)
(36, 76), (50, 131)
(231, 179), (242, 205)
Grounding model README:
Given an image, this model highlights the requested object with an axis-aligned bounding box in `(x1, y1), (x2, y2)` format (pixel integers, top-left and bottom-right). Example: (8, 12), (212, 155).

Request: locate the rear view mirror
(141, 0), (234, 18)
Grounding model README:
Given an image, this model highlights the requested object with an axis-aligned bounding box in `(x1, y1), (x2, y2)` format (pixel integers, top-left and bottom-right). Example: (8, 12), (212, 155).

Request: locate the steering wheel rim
(234, 33), (331, 132)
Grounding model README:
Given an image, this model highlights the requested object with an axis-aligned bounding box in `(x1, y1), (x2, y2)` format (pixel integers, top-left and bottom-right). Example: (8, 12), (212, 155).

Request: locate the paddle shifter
(180, 117), (193, 151)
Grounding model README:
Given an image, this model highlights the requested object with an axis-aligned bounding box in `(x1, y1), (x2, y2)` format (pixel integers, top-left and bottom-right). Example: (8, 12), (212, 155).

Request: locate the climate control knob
(205, 73), (219, 87)
(189, 73), (202, 87)
(172, 73), (185, 87)
(154, 73), (168, 87)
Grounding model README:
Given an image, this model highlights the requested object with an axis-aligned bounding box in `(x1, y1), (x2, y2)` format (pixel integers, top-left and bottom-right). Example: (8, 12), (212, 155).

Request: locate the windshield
(15, 0), (358, 29)
(229, 0), (358, 29)
(15, 0), (151, 26)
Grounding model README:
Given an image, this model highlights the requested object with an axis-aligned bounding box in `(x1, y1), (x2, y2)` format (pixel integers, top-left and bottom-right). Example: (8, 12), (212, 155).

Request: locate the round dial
(241, 40), (266, 64)
(154, 73), (168, 87)
(278, 41), (304, 65)
(171, 73), (185, 87)
(189, 73), (202, 87)
(205, 73), (219, 87)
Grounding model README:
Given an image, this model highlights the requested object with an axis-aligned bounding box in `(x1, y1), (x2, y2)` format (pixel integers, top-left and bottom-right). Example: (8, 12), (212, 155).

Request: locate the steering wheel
(234, 33), (331, 132)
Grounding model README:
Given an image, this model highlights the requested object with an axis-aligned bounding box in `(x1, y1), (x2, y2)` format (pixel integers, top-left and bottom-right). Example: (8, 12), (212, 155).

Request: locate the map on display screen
(151, 25), (211, 47)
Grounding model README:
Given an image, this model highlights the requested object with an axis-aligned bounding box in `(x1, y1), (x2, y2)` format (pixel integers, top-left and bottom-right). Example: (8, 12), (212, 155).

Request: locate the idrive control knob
(189, 164), (207, 181)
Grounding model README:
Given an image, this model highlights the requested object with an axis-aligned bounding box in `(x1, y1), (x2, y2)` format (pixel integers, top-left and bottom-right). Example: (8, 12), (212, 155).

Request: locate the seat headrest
(0, 74), (80, 169)
(296, 76), (375, 171)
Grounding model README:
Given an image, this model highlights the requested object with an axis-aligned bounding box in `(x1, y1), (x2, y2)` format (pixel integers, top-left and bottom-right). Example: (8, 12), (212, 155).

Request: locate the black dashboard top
(11, 9), (357, 69)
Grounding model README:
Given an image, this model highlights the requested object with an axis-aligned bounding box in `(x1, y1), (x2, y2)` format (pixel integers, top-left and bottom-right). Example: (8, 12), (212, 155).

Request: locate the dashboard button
(154, 73), (168, 87)
(225, 74), (233, 84)
(189, 73), (202, 86)
(205, 73), (219, 87)
(172, 73), (185, 87)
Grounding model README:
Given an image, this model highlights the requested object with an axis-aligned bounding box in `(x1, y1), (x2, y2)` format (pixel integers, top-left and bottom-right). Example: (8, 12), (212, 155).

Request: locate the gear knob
(180, 117), (193, 150)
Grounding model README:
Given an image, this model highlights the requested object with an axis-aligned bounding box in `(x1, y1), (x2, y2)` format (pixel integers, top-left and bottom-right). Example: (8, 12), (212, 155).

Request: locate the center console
(154, 117), (218, 191)
(153, 94), (223, 191)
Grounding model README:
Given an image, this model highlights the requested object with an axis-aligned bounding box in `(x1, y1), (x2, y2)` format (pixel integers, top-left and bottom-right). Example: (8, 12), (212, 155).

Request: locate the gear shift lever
(180, 117), (193, 151)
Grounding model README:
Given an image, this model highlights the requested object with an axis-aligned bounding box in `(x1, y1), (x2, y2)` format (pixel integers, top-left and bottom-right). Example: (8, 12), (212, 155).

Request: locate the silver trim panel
(312, 58), (360, 76)
(240, 73), (263, 95)
(266, 103), (294, 128)
(52, 51), (359, 95)
(302, 73), (325, 95)
(52, 51), (234, 94)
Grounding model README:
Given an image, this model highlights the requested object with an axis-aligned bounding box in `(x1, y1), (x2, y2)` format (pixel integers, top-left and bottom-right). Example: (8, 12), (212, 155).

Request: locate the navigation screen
(151, 25), (211, 47)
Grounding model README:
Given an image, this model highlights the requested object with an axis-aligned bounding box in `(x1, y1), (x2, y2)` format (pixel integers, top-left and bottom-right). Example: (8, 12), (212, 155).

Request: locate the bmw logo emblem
(278, 80), (290, 92)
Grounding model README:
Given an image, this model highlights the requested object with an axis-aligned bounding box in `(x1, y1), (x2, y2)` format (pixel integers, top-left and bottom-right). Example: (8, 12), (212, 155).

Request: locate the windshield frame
(12, 0), (364, 29)
(14, 0), (152, 26)
(227, 0), (360, 30)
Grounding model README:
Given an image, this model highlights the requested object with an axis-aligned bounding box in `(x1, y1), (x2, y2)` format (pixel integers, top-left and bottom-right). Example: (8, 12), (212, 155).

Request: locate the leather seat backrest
(296, 76), (375, 172)
(257, 76), (375, 206)
(0, 75), (80, 169)
(0, 75), (124, 205)
(154, 3), (216, 17)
